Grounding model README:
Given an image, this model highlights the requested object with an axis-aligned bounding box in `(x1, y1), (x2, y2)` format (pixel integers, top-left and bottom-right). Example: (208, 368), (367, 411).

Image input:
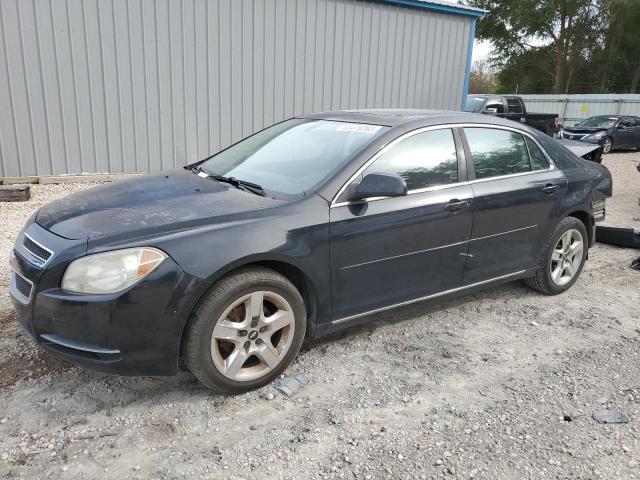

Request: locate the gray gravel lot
(1, 152), (639, 480)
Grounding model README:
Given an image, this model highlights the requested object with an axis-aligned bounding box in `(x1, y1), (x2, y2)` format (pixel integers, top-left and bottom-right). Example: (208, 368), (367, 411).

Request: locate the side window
(361, 129), (458, 191)
(619, 117), (632, 128)
(484, 98), (505, 114)
(506, 97), (523, 114)
(524, 136), (550, 170)
(464, 128), (532, 179)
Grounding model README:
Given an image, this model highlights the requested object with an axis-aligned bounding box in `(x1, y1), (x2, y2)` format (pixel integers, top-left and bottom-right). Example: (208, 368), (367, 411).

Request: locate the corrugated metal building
(0, 0), (483, 178)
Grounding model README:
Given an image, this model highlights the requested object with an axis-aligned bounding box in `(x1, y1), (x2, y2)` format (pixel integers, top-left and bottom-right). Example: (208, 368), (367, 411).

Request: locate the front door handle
(542, 183), (561, 194)
(445, 199), (471, 211)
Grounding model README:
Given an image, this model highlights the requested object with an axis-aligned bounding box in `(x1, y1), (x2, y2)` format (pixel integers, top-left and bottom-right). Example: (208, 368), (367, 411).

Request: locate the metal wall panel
(517, 94), (640, 126)
(0, 0), (472, 177)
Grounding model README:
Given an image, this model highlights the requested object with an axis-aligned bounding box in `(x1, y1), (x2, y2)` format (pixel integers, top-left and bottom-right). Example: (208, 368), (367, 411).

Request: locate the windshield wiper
(191, 166), (266, 196)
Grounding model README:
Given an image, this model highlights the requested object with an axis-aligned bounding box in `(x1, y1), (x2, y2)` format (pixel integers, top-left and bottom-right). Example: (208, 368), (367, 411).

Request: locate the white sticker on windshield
(336, 124), (382, 133)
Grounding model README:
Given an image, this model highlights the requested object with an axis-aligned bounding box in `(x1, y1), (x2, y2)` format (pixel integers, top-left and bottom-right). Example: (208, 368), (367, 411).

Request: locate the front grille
(11, 271), (33, 302)
(23, 235), (52, 263)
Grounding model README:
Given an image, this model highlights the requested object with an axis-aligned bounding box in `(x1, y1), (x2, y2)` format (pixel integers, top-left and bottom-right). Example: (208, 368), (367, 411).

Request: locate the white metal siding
(518, 94), (640, 126)
(0, 0), (472, 177)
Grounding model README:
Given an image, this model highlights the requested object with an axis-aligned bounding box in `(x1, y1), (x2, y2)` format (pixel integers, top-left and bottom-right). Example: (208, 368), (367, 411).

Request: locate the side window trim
(452, 128), (468, 183)
(331, 124), (556, 207)
(457, 126), (476, 181)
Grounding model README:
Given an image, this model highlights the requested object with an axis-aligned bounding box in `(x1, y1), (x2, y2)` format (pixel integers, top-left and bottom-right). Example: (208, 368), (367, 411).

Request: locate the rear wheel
(182, 267), (306, 392)
(525, 217), (588, 295)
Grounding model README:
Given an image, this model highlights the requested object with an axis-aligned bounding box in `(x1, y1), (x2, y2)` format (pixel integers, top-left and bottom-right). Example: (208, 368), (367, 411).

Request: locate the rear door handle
(542, 184), (561, 194)
(445, 199), (471, 212)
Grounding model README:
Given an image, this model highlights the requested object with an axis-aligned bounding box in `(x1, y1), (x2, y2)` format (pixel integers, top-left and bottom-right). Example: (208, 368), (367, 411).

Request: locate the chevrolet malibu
(9, 110), (612, 392)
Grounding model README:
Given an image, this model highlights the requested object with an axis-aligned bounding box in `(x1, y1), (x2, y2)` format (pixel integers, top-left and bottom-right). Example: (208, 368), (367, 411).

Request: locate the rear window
(464, 128), (532, 179)
(525, 137), (550, 170)
(506, 97), (523, 114)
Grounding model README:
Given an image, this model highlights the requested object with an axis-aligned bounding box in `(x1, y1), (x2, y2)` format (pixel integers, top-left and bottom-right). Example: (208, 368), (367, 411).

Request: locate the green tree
(469, 59), (497, 93)
(467, 0), (602, 93)
(598, 0), (640, 92)
(494, 47), (556, 93)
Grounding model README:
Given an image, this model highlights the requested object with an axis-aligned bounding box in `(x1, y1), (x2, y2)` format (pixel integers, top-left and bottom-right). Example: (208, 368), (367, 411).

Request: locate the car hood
(36, 169), (285, 240)
(562, 126), (608, 134)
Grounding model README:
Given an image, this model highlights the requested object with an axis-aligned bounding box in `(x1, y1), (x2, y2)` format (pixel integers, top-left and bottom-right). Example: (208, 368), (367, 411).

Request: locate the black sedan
(9, 111), (612, 392)
(560, 115), (640, 153)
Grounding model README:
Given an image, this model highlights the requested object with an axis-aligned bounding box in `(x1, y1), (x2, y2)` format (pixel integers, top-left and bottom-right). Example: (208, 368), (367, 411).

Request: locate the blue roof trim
(373, 0), (486, 18)
(461, 18), (476, 110)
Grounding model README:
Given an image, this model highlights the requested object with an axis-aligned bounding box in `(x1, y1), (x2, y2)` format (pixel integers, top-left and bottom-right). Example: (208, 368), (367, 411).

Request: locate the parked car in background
(10, 110), (612, 393)
(559, 115), (640, 154)
(465, 95), (560, 136)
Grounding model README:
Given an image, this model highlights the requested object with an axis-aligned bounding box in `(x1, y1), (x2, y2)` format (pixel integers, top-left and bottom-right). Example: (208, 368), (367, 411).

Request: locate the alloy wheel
(210, 291), (295, 381)
(603, 137), (612, 153)
(549, 229), (584, 286)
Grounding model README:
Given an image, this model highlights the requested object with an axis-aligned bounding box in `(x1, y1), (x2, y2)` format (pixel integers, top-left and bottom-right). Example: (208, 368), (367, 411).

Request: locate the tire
(602, 136), (613, 154)
(182, 267), (306, 393)
(525, 217), (588, 295)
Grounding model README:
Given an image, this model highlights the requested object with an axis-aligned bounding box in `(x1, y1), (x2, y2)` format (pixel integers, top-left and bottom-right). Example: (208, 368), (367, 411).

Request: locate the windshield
(199, 119), (387, 197)
(577, 116), (618, 128)
(465, 96), (487, 113)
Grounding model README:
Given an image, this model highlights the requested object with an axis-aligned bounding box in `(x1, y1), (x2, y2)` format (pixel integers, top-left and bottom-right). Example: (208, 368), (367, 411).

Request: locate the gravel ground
(0, 153), (639, 480)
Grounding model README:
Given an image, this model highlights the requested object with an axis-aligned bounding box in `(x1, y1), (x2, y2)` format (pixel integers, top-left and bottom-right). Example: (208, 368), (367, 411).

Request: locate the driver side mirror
(354, 173), (408, 200)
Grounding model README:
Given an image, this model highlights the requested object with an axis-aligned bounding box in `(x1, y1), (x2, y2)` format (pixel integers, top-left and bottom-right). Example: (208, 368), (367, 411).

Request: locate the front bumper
(559, 131), (606, 145)
(9, 223), (210, 376)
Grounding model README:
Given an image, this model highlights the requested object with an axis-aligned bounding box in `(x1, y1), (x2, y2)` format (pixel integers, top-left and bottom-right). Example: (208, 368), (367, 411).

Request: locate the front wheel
(525, 217), (588, 295)
(182, 267), (306, 392)
(602, 136), (613, 154)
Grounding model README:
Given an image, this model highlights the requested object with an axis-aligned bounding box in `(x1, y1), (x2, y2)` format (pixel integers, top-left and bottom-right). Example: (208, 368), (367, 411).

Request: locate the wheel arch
(563, 209), (595, 247)
(250, 259), (319, 337)
(180, 254), (320, 348)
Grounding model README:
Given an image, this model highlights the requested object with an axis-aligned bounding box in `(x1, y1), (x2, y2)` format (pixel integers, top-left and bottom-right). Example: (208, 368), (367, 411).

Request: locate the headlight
(586, 131), (606, 140)
(62, 247), (166, 294)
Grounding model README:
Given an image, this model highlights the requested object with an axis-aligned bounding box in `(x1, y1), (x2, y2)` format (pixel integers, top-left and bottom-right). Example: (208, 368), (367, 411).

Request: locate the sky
(472, 40), (493, 63)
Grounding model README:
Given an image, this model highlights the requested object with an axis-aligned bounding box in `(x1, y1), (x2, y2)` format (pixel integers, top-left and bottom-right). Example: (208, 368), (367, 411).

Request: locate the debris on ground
(274, 373), (309, 398)
(593, 410), (629, 424)
(0, 185), (30, 202)
(596, 226), (640, 248)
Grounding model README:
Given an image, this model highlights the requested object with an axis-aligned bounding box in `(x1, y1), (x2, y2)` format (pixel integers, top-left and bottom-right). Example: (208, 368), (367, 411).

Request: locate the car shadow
(302, 279), (533, 350)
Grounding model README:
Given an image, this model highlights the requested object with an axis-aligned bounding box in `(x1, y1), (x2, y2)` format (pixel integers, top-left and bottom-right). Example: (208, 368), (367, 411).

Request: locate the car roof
(300, 108), (524, 129)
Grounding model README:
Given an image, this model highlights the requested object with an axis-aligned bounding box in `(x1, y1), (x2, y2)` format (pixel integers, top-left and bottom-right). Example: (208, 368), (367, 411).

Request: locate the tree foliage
(466, 0), (640, 93)
(469, 59), (497, 93)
